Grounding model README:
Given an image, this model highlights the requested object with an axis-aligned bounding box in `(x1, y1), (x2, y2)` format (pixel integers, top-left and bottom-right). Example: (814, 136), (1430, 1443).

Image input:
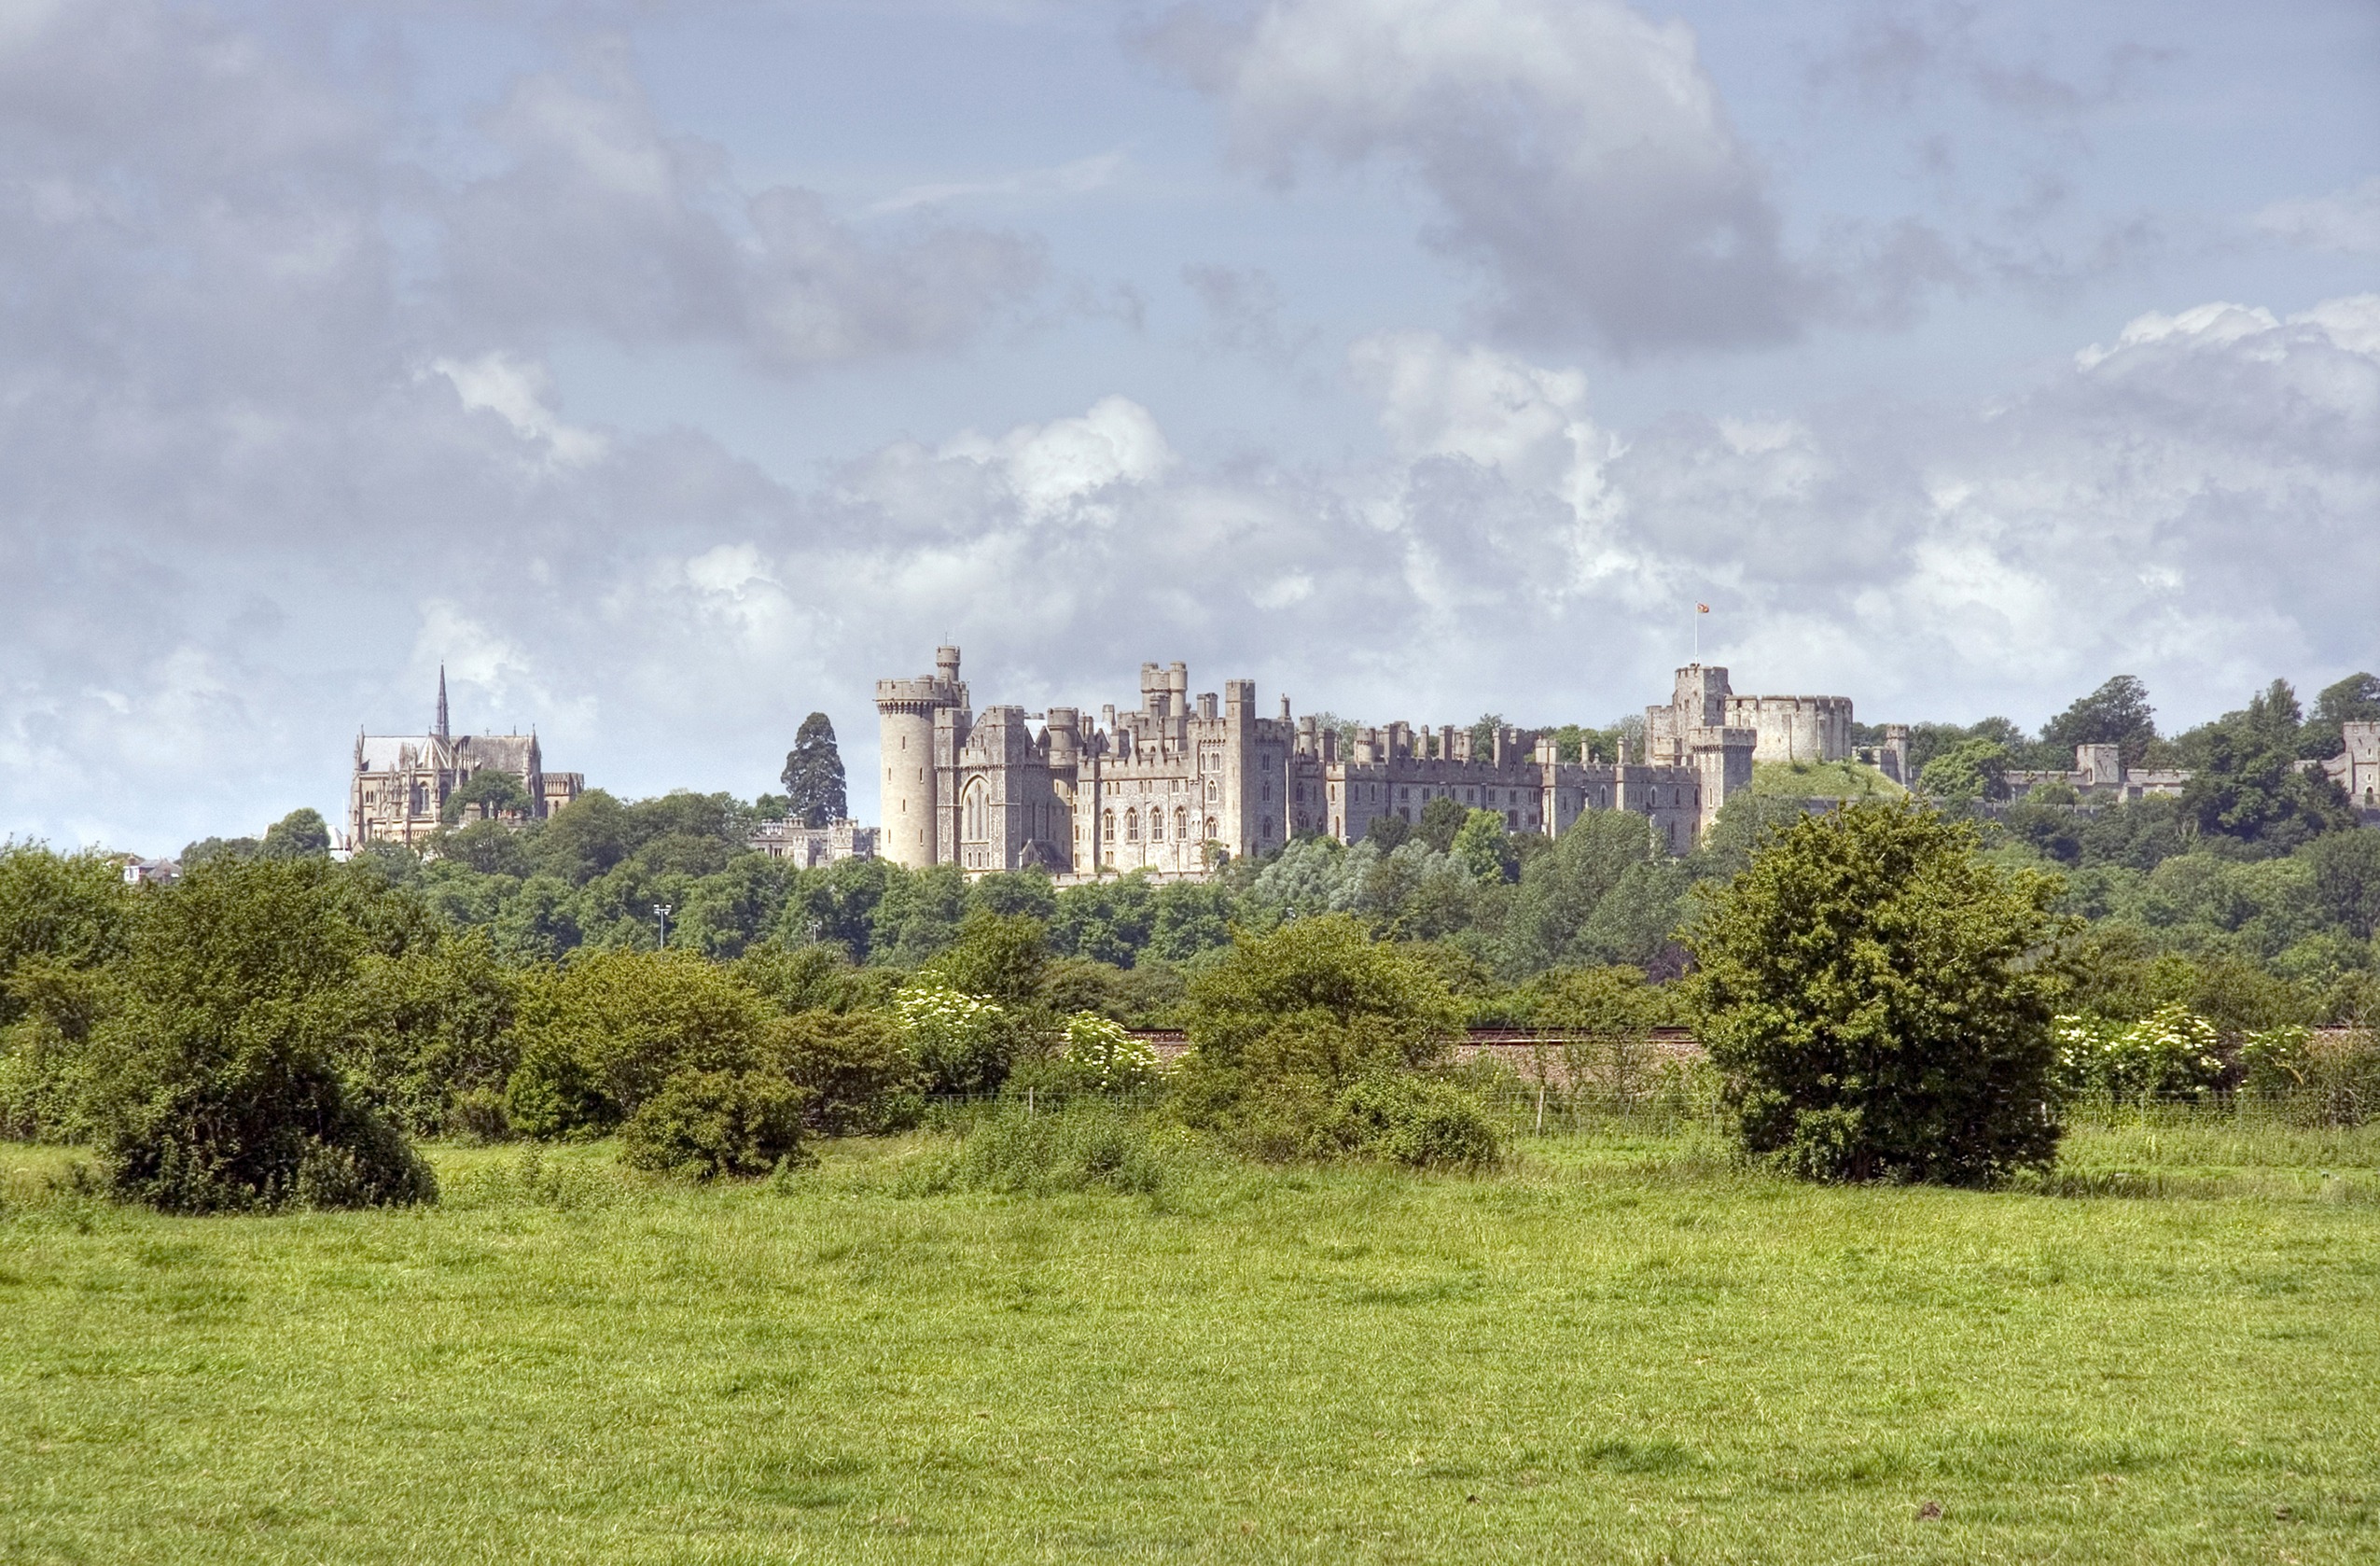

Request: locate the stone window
(1204, 816), (1218, 840)
(1103, 808), (1115, 841)
(1124, 809), (1138, 842)
(1175, 807), (1188, 840)
(964, 781), (989, 842)
(1150, 809), (1165, 841)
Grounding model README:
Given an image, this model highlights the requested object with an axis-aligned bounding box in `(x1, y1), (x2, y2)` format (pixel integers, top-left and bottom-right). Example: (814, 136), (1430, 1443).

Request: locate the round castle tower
(875, 645), (966, 870)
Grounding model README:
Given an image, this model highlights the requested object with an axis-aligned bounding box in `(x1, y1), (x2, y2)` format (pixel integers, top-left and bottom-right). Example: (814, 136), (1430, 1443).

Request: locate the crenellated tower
(874, 645), (967, 869)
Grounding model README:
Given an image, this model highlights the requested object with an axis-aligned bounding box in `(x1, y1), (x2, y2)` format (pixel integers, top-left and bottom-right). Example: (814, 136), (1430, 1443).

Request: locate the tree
(439, 769), (532, 825)
(0, 846), (134, 1029)
(781, 712), (848, 828)
(2176, 680), (2353, 851)
(1415, 796), (1469, 854)
(1682, 799), (2073, 1185)
(83, 857), (436, 1211)
(2039, 675), (2159, 768)
(1451, 808), (1517, 882)
(2303, 672), (2380, 760)
(1507, 810), (1663, 972)
(1917, 738), (2011, 803)
(504, 949), (776, 1138)
(258, 808), (333, 860)
(1181, 914), (1462, 1090)
(1468, 712), (1507, 760)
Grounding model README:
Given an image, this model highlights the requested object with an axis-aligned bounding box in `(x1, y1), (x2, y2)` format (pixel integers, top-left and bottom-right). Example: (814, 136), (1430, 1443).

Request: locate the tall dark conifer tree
(781, 713), (847, 828)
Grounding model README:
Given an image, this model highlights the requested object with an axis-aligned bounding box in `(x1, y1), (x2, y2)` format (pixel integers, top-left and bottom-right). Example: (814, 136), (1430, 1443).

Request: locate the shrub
(2053, 1005), (2225, 1104)
(82, 857), (435, 1212)
(926, 1098), (1176, 1195)
(505, 950), (776, 1138)
(894, 981), (1017, 1096)
(1684, 799), (2072, 1186)
(1060, 1011), (1161, 1093)
(772, 1010), (926, 1135)
(2241, 1024), (2380, 1126)
(619, 1068), (813, 1180)
(343, 930), (521, 1136)
(1322, 1075), (1500, 1171)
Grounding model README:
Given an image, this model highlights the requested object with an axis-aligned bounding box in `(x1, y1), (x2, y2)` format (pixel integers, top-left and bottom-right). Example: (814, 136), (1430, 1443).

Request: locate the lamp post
(653, 902), (673, 948)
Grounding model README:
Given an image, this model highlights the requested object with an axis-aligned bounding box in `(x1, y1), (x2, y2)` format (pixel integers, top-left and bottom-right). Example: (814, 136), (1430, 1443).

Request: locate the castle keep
(877, 647), (1857, 880)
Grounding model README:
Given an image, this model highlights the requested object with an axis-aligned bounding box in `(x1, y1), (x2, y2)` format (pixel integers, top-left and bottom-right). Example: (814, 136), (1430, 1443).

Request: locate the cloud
(442, 41), (1047, 370)
(429, 355), (607, 469)
(12, 289), (2378, 849)
(867, 148), (1129, 215)
(936, 396), (1178, 519)
(1146, 0), (1806, 353)
(2255, 176), (2380, 259)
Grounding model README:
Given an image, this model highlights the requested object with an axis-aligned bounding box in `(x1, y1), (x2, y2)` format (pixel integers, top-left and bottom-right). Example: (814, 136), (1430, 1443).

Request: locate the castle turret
(876, 647), (968, 870)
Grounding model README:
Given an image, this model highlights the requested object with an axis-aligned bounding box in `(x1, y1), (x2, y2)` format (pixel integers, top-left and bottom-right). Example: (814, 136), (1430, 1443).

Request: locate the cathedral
(876, 646), (1864, 882)
(345, 669), (583, 848)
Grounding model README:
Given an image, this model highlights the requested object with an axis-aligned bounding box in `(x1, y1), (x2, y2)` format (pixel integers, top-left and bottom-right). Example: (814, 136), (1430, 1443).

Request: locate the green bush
(893, 981), (1020, 1096)
(619, 1068), (812, 1180)
(505, 950), (776, 1138)
(2053, 1005), (2226, 1104)
(343, 930), (521, 1135)
(1323, 1076), (1501, 1171)
(83, 857), (435, 1212)
(1685, 799), (2071, 1186)
(2241, 1025), (2380, 1126)
(772, 1009), (926, 1135)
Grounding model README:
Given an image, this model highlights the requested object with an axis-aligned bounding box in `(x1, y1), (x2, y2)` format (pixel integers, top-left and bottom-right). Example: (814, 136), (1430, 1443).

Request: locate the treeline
(1901, 671), (2378, 849)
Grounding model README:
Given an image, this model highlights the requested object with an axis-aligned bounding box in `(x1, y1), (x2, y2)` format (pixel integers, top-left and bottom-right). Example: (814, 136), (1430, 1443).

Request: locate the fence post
(1534, 1083), (1546, 1138)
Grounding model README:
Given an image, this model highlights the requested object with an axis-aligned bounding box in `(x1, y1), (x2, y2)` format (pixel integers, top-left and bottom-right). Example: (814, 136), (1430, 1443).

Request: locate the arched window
(964, 781), (988, 842)
(1175, 807), (1188, 841)
(1103, 809), (1115, 842)
(1124, 808), (1139, 841)
(1204, 816), (1217, 841)
(1150, 809), (1164, 840)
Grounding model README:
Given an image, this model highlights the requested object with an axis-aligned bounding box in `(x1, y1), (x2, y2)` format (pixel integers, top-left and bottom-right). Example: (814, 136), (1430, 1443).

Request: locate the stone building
(746, 817), (880, 867)
(346, 669), (584, 848)
(876, 647), (1778, 881)
(2007, 744), (2191, 804)
(2317, 721), (2380, 821)
(1723, 692), (1857, 764)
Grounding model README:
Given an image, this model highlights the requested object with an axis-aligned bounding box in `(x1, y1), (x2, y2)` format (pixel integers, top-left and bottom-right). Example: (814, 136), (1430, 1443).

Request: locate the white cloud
(939, 395), (1177, 518)
(2255, 176), (2380, 258)
(1150, 0), (1803, 351)
(867, 148), (1129, 216)
(430, 354), (607, 469)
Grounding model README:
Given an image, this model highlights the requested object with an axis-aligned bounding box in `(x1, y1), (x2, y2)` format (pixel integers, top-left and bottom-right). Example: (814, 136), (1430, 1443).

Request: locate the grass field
(4, 1117), (2377, 1564)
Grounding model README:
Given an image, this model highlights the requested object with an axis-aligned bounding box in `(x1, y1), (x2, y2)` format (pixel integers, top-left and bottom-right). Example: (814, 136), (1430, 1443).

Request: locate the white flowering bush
(895, 982), (1014, 1096)
(2053, 1004), (2225, 1103)
(1061, 1011), (1161, 1093)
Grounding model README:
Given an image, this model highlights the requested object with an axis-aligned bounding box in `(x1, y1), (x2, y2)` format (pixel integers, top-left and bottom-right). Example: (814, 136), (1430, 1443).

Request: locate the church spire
(435, 664), (450, 741)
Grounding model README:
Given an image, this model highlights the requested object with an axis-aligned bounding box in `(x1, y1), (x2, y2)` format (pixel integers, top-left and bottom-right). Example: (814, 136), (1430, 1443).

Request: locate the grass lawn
(3, 1120), (2376, 1563)
(1748, 760), (1903, 801)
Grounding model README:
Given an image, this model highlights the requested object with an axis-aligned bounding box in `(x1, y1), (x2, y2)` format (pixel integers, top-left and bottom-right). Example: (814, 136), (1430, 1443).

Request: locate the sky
(1, 0), (2374, 854)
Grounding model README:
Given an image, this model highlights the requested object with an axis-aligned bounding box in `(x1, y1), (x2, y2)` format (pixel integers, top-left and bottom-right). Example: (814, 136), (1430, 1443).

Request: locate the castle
(345, 669), (583, 848)
(875, 647), (1865, 880)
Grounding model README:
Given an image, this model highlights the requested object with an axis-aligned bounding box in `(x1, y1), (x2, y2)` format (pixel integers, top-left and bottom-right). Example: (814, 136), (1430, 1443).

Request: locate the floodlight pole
(654, 902), (673, 948)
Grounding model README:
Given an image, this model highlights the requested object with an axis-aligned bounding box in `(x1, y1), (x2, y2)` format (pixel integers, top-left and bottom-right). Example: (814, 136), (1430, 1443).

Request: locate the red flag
(1695, 603), (1709, 613)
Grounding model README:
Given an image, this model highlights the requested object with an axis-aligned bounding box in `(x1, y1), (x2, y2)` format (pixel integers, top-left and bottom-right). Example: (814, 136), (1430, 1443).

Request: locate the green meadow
(4, 1119), (2377, 1564)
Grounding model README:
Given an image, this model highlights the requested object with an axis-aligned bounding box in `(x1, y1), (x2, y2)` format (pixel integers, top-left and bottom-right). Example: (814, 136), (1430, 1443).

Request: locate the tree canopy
(781, 713), (849, 828)
(1684, 799), (2073, 1186)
